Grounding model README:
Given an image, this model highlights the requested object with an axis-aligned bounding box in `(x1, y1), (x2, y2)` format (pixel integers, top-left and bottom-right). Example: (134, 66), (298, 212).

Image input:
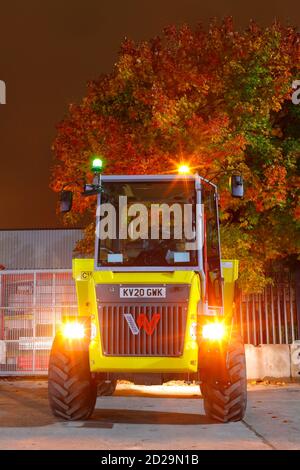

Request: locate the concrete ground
(0, 379), (299, 450)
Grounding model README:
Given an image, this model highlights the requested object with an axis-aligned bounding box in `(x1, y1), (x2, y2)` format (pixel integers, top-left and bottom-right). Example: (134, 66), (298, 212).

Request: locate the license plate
(120, 287), (166, 298)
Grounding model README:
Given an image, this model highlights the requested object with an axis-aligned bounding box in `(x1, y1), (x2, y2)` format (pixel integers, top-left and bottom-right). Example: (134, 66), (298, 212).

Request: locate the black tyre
(97, 379), (117, 396)
(48, 335), (97, 421)
(201, 334), (247, 423)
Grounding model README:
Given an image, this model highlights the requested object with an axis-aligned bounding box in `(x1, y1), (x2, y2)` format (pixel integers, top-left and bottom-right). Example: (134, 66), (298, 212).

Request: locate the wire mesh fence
(0, 269), (298, 375)
(0, 270), (77, 375)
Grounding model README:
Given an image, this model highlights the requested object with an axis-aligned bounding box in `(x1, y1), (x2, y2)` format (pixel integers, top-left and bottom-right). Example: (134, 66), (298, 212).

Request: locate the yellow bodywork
(72, 258), (238, 375)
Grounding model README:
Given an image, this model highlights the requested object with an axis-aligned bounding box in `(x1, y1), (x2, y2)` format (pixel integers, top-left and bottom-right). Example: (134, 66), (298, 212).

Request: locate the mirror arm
(82, 184), (103, 197)
(61, 179), (85, 191)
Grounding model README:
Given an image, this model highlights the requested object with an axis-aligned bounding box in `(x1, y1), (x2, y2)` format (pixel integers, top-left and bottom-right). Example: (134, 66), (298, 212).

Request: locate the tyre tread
(48, 336), (96, 421)
(202, 333), (247, 423)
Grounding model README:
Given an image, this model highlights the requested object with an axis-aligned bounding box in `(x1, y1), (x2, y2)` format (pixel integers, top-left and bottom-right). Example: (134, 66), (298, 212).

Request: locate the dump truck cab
(48, 170), (247, 422)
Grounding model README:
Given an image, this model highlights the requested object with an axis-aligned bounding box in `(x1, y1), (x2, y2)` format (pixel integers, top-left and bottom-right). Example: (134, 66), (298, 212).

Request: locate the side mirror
(59, 190), (73, 213)
(230, 175), (244, 198)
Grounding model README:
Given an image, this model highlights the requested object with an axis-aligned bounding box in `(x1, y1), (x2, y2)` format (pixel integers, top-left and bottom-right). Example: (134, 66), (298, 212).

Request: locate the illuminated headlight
(202, 322), (226, 341)
(61, 321), (85, 340)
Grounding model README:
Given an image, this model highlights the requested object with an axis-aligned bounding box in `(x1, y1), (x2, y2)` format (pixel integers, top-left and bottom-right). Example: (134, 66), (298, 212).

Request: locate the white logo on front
(124, 313), (140, 335)
(124, 312), (161, 336)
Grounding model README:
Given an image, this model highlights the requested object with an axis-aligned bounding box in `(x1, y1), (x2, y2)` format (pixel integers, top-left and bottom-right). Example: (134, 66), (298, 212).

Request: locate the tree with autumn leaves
(51, 18), (300, 292)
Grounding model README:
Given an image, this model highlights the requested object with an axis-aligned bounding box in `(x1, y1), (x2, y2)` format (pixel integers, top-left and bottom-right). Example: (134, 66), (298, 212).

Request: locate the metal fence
(0, 270), (77, 376)
(0, 269), (299, 375)
(236, 273), (299, 345)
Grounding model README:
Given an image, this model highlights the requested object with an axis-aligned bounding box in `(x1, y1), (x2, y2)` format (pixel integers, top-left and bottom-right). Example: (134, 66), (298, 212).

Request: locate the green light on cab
(91, 157), (103, 173)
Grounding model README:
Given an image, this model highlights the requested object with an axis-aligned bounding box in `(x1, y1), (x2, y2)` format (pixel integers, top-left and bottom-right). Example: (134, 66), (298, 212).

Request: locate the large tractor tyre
(97, 379), (117, 396)
(48, 335), (97, 421)
(201, 334), (247, 423)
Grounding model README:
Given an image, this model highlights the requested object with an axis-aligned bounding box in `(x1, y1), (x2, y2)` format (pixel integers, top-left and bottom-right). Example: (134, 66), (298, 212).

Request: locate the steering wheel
(99, 246), (115, 255)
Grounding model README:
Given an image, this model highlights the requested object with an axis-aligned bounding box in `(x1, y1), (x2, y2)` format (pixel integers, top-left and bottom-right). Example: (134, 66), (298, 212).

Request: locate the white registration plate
(120, 287), (166, 298)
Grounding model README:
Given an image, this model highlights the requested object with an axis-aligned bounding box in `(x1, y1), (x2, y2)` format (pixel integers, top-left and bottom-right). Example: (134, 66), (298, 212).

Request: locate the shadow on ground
(87, 408), (215, 427)
(0, 382), (214, 428)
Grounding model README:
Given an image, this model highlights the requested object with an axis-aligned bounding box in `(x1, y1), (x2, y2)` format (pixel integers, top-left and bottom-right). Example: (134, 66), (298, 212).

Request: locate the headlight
(61, 321), (85, 340)
(202, 321), (226, 341)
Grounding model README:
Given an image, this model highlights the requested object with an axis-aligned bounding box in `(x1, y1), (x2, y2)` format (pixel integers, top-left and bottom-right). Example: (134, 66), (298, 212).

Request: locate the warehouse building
(0, 228), (83, 270)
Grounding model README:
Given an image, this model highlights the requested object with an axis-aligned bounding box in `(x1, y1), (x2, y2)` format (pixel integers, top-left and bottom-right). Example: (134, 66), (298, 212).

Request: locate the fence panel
(0, 270), (77, 375)
(236, 273), (298, 346)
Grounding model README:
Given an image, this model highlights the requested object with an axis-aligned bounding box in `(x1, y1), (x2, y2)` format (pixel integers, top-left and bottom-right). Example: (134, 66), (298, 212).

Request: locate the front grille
(98, 303), (187, 357)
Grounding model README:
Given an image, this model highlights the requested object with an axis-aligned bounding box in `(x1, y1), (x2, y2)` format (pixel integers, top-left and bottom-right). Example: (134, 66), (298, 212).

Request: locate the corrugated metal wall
(0, 229), (83, 269)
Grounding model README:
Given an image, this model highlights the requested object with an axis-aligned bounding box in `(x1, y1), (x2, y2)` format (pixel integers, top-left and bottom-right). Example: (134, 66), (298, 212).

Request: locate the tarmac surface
(0, 379), (299, 450)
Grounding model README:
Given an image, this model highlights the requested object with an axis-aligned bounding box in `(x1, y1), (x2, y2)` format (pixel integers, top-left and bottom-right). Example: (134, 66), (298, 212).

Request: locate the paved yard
(0, 379), (299, 450)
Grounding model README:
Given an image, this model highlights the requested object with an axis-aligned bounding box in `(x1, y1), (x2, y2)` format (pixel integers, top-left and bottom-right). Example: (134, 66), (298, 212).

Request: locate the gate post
(32, 271), (37, 373)
(295, 262), (300, 341)
(0, 273), (2, 340)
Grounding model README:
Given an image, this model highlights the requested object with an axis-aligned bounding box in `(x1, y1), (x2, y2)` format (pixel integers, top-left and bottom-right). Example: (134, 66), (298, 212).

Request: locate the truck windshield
(96, 180), (198, 268)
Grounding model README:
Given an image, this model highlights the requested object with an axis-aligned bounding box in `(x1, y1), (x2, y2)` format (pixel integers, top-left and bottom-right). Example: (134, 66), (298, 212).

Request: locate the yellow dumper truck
(48, 162), (246, 422)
